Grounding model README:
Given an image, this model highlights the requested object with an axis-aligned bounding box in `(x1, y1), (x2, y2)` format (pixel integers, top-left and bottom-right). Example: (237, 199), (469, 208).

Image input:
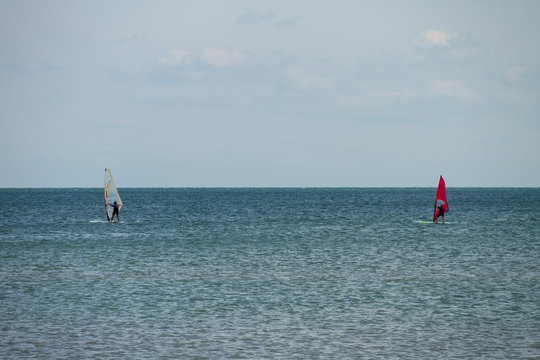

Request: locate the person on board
(434, 203), (445, 224)
(108, 201), (120, 223)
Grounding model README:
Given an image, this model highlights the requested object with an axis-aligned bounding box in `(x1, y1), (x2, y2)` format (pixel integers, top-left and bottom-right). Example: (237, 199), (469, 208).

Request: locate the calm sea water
(1, 188), (539, 359)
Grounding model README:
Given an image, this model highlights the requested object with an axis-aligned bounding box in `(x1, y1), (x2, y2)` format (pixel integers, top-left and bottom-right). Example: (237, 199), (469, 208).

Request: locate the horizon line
(1, 186), (538, 189)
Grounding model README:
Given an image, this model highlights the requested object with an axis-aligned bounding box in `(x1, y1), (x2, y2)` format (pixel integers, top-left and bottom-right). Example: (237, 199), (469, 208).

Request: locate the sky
(1, 0), (539, 187)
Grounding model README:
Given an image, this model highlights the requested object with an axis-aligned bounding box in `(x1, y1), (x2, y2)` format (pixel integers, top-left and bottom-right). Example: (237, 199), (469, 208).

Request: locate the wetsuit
(112, 203), (119, 217)
(437, 205), (445, 218)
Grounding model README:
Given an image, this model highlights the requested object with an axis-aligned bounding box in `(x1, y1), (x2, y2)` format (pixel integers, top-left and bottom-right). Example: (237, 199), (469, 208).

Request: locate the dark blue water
(1, 188), (539, 358)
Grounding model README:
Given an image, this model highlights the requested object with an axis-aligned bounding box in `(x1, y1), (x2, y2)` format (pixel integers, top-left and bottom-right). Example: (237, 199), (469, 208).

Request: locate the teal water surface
(1, 188), (539, 358)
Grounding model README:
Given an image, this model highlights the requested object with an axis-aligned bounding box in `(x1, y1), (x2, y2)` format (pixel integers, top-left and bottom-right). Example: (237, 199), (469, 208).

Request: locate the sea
(1, 188), (539, 359)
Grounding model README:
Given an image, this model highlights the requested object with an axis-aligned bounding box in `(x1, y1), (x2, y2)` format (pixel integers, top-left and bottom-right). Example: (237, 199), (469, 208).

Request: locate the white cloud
(430, 80), (472, 100)
(420, 29), (457, 47)
(201, 48), (249, 68)
(506, 66), (525, 82)
(159, 49), (190, 66)
(414, 30), (486, 60)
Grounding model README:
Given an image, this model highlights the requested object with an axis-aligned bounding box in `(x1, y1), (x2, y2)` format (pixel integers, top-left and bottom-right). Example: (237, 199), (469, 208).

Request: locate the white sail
(104, 168), (123, 221)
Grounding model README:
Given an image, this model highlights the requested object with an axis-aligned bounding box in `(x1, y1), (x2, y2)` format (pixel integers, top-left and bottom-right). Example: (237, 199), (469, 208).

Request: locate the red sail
(433, 176), (449, 221)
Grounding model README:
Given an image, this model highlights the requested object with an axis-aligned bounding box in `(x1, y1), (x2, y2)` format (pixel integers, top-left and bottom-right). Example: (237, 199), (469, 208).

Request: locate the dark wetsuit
(437, 205), (445, 218)
(112, 203), (119, 216)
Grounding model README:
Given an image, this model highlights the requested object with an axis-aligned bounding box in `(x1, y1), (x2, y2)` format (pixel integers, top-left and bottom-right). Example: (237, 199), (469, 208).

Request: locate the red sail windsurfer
(433, 176), (449, 224)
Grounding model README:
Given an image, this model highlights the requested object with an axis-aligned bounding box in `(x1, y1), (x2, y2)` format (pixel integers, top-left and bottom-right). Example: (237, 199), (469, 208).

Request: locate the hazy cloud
(286, 68), (332, 90)
(265, 51), (297, 68)
(236, 9), (297, 28)
(273, 16), (298, 28)
(447, 32), (486, 60)
(159, 49), (190, 66)
(236, 10), (275, 25)
(413, 30), (486, 61)
(506, 66), (525, 82)
(496, 90), (531, 104)
(339, 90), (417, 110)
(201, 48), (250, 68)
(115, 34), (147, 44)
(158, 47), (251, 69)
(430, 80), (472, 100)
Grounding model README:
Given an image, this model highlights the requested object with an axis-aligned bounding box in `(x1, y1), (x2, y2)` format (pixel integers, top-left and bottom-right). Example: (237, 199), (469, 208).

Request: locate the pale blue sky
(1, 0), (539, 187)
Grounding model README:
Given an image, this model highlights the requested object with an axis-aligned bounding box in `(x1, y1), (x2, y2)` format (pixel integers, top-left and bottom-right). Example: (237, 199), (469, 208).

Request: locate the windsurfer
(434, 203), (445, 224)
(108, 201), (120, 223)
